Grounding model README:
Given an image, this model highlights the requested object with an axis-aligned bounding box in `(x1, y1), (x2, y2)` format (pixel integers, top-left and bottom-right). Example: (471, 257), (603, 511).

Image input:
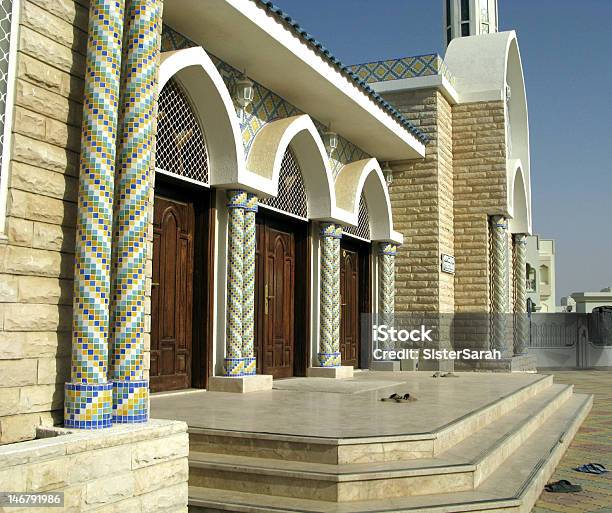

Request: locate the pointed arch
(247, 115), (337, 221)
(158, 47), (245, 188)
(335, 158), (403, 244)
(508, 160), (530, 234)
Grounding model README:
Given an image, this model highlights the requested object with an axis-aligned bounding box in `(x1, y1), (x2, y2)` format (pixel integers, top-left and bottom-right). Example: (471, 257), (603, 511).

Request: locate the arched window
(260, 146), (307, 219)
(539, 265), (549, 285)
(343, 195), (371, 241)
(526, 264), (536, 292)
(156, 78), (209, 185)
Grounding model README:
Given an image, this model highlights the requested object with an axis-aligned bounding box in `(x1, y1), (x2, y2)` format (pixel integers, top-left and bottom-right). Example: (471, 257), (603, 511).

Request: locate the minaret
(443, 0), (499, 48)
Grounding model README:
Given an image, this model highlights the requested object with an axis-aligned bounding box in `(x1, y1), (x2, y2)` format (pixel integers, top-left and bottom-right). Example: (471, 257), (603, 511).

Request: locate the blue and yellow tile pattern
(349, 54), (456, 86)
(65, 0), (124, 429)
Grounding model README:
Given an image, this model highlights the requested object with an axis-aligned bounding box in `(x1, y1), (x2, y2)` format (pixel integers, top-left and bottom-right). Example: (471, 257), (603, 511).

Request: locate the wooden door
(150, 194), (195, 392)
(340, 245), (359, 367)
(256, 218), (296, 378)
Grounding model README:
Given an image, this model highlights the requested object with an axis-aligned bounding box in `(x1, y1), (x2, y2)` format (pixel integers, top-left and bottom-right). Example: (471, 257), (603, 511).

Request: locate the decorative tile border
(161, 24), (371, 173)
(349, 54), (456, 86)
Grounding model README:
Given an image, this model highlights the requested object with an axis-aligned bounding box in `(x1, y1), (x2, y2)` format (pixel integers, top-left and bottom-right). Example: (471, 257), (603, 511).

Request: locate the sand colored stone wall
(0, 0), (90, 444)
(383, 89), (455, 314)
(452, 101), (507, 314)
(0, 419), (188, 512)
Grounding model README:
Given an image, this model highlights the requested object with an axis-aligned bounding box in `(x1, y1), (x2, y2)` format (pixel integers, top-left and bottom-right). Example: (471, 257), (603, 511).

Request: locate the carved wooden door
(150, 194), (194, 392)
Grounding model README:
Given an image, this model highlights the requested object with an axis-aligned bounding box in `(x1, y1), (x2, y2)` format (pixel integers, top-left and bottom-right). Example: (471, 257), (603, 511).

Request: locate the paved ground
(534, 369), (612, 513)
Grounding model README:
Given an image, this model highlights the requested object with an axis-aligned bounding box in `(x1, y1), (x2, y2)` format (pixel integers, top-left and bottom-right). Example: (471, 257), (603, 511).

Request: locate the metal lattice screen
(260, 146), (307, 219)
(0, 0), (13, 184)
(343, 195), (371, 240)
(156, 78), (209, 184)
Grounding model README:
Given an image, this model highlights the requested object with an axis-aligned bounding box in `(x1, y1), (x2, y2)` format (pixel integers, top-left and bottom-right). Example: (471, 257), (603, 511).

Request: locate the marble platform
(151, 371), (592, 512)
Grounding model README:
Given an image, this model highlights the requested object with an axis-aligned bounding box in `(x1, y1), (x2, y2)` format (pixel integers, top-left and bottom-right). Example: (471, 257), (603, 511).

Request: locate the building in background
(570, 287), (612, 313)
(525, 235), (556, 312)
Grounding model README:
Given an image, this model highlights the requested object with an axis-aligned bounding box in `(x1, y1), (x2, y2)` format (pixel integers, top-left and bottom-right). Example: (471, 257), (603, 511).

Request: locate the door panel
(256, 216), (297, 379)
(340, 246), (359, 368)
(151, 194), (195, 392)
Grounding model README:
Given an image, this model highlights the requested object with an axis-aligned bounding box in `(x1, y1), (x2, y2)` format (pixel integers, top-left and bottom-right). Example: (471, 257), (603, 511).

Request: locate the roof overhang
(163, 0), (426, 161)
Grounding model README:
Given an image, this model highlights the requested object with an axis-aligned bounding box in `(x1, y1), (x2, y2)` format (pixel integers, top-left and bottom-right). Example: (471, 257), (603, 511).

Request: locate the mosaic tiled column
(318, 223), (341, 367)
(513, 234), (528, 355)
(490, 216), (509, 354)
(379, 243), (397, 351)
(225, 190), (247, 376)
(242, 193), (258, 376)
(109, 0), (161, 423)
(64, 0), (124, 429)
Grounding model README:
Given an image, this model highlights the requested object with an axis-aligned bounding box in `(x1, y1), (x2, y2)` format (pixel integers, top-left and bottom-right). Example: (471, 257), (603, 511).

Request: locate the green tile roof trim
(350, 54), (456, 87)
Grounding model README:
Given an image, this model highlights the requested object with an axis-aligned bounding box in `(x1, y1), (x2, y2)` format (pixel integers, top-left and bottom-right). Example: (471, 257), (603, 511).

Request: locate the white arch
(445, 31), (532, 228)
(335, 158), (403, 244)
(159, 47), (271, 194)
(508, 160), (531, 234)
(247, 115), (340, 221)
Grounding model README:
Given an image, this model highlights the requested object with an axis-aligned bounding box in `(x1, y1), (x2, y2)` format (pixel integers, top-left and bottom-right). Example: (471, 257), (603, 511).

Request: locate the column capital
(490, 215), (507, 229)
(245, 193), (258, 213)
(320, 222), (342, 239)
(513, 233), (528, 245)
(379, 242), (397, 256)
(227, 190), (248, 209)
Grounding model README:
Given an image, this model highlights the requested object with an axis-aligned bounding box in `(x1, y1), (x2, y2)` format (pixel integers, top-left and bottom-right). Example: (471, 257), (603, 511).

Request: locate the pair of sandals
(380, 393), (417, 403)
(574, 463), (609, 475)
(432, 372), (459, 378)
(545, 480), (582, 493)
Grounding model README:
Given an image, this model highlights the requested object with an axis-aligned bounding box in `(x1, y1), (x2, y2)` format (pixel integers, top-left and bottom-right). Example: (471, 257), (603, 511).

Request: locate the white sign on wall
(441, 254), (455, 274)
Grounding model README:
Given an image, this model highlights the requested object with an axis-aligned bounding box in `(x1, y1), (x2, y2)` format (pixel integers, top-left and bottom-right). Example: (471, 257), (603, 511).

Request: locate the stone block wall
(452, 101), (507, 313)
(0, 419), (188, 513)
(384, 89), (455, 315)
(452, 101), (508, 351)
(0, 0), (88, 444)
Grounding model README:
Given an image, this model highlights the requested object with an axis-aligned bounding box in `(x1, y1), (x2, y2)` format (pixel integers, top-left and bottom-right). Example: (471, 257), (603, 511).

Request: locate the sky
(272, 0), (612, 302)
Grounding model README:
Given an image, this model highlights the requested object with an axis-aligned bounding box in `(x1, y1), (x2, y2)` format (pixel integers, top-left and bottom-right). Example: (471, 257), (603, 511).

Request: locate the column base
(242, 356), (257, 376)
(307, 366), (354, 379)
(112, 380), (148, 423)
(208, 374), (273, 393)
(223, 357), (244, 377)
(369, 361), (401, 372)
(64, 382), (113, 429)
(317, 352), (341, 367)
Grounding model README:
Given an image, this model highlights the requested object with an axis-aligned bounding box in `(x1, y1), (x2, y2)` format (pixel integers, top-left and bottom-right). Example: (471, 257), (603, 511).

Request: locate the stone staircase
(186, 375), (592, 513)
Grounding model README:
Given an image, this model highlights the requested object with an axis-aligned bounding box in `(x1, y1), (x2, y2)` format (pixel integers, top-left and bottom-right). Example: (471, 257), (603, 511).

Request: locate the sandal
(395, 393), (417, 403)
(544, 480), (582, 493)
(381, 393), (401, 402)
(575, 463), (609, 474)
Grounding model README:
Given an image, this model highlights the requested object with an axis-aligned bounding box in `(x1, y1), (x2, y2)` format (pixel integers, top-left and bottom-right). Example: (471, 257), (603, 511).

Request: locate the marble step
(188, 393), (593, 512)
(188, 374), (553, 465)
(188, 384), (572, 502)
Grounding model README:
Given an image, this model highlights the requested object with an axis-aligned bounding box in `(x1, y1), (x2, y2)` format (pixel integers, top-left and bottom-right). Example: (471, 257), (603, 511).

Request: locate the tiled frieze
(318, 223), (342, 367)
(65, 0), (124, 429)
(350, 54), (456, 86)
(161, 24), (370, 173)
(110, 0), (161, 423)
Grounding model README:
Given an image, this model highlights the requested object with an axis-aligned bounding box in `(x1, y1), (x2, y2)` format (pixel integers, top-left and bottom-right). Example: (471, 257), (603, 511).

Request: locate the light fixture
(383, 161), (393, 186)
(234, 73), (254, 108)
(234, 72), (254, 122)
(323, 129), (338, 155)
